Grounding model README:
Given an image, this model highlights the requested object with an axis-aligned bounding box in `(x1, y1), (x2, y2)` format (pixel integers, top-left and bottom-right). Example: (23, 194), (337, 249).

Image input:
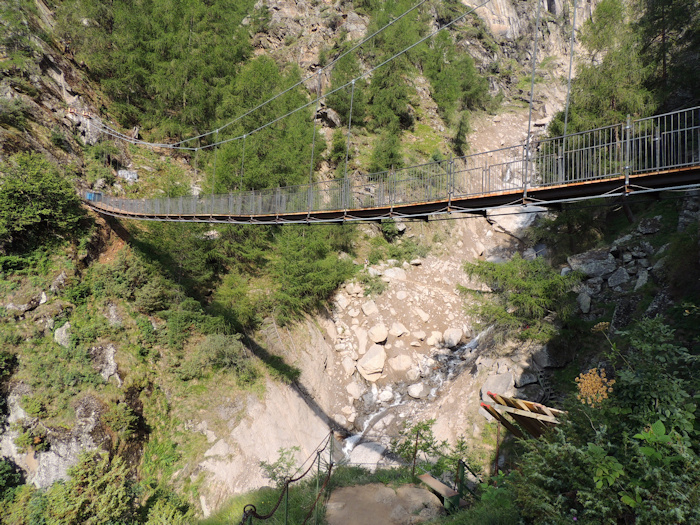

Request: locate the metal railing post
(315, 452), (321, 525)
(624, 115), (631, 189)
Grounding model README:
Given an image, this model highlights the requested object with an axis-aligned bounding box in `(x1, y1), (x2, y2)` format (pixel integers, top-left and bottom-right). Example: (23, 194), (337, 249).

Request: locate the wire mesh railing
(82, 106), (700, 222)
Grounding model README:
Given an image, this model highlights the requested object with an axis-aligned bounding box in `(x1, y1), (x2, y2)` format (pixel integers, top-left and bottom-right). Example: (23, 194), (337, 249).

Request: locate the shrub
(0, 153), (85, 252)
(461, 253), (581, 341)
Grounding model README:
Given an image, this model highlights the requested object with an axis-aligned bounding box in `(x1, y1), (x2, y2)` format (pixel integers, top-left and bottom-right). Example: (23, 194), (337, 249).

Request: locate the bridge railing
(82, 106), (700, 220)
(453, 145), (527, 198)
(631, 107), (700, 175)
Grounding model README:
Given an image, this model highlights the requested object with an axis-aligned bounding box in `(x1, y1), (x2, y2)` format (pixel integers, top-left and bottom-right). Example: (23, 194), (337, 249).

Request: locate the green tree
(214, 56), (323, 191)
(0, 153), (85, 252)
(461, 254), (580, 341)
(550, 0), (656, 133)
(368, 128), (403, 174)
(326, 52), (366, 126)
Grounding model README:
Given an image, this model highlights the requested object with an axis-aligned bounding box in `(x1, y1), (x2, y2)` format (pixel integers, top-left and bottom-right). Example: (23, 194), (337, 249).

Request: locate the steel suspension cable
(525, 0), (543, 195)
(164, 0), (431, 148)
(240, 134), (247, 190)
(343, 80), (356, 180)
(212, 129), (219, 197)
(95, 0), (492, 153)
(193, 0), (493, 151)
(308, 71), (323, 185)
(563, 0), (578, 138)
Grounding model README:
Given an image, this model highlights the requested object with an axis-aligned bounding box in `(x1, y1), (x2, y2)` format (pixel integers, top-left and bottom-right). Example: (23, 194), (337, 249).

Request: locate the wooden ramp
(480, 392), (566, 438)
(417, 473), (469, 510)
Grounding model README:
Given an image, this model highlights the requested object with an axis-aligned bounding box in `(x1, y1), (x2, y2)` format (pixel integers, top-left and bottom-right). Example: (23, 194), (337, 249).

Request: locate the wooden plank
(493, 404), (560, 424)
(418, 474), (459, 498)
(481, 403), (524, 439)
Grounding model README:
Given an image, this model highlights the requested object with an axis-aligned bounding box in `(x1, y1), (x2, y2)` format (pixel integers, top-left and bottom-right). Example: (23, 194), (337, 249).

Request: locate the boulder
(335, 294), (349, 310)
(396, 290), (408, 301)
(567, 249), (617, 277)
(577, 292), (591, 314)
(377, 388), (394, 403)
(480, 373), (515, 402)
(442, 328), (463, 348)
(407, 382), (429, 399)
(607, 267), (630, 288)
(412, 330), (426, 341)
(361, 300), (379, 317)
(409, 259), (422, 266)
(88, 344), (121, 385)
(368, 324), (388, 344)
(426, 331), (443, 347)
(384, 267), (407, 281)
(634, 268), (649, 291)
(406, 368), (421, 381)
(341, 356), (356, 377)
(514, 384), (546, 403)
(357, 345), (387, 382)
(346, 382), (365, 400)
(389, 322), (409, 337)
(637, 216), (662, 235)
(54, 322), (71, 348)
(352, 326), (368, 355)
(388, 354), (412, 372)
(513, 368), (539, 388)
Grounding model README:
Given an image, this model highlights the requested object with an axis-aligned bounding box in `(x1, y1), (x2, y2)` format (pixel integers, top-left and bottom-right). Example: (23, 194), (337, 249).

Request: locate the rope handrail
(238, 432), (334, 525)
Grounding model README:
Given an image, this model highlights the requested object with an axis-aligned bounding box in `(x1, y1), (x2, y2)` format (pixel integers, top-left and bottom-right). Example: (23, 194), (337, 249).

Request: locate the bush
(461, 253), (581, 341)
(0, 153), (85, 252)
(0, 98), (28, 129)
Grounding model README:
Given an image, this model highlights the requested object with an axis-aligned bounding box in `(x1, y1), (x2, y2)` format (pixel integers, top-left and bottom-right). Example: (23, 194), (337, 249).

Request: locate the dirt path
(325, 484), (444, 525)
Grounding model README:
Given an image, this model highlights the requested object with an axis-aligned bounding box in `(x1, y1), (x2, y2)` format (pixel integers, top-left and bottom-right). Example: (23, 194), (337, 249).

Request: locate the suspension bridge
(82, 107), (700, 224)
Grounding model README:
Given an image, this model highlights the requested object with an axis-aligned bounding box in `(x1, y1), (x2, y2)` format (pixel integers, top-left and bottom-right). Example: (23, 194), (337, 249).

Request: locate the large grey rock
(317, 107), (342, 128)
(577, 292), (592, 314)
(638, 216), (662, 235)
(346, 382), (365, 400)
(532, 344), (574, 369)
(426, 331), (443, 347)
(442, 328), (463, 348)
(634, 268), (649, 291)
(567, 250), (617, 277)
(384, 267), (407, 281)
(514, 368), (539, 388)
(54, 322), (71, 348)
(389, 322), (409, 337)
(117, 169), (138, 182)
(407, 382), (429, 399)
(50, 271), (68, 292)
(607, 267), (630, 288)
(341, 356), (356, 377)
(357, 345), (386, 382)
(27, 396), (107, 488)
(361, 300), (379, 317)
(89, 344), (121, 385)
(514, 384), (546, 403)
(480, 373), (514, 402)
(368, 324), (388, 344)
(487, 205), (547, 234)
